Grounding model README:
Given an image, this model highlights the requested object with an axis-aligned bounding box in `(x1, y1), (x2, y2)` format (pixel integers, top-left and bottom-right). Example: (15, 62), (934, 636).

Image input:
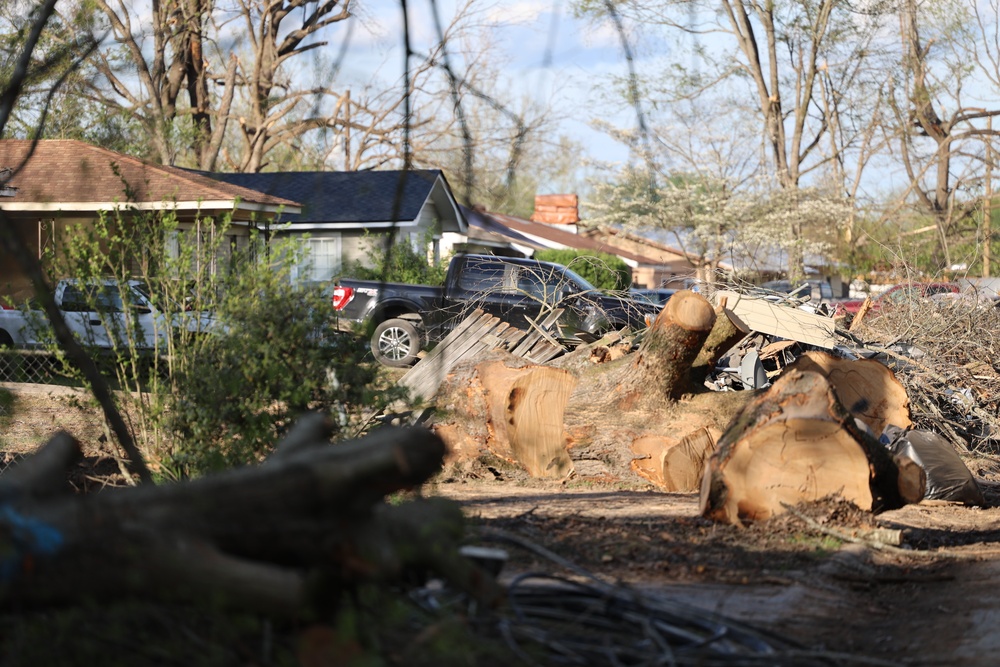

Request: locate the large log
(699, 369), (925, 525)
(784, 350), (911, 436)
(434, 355), (578, 478)
(0, 424), (502, 612)
(630, 428), (717, 492)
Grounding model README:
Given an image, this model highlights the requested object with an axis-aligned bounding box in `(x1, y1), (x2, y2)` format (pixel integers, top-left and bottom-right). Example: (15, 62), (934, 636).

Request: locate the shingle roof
(193, 169), (444, 224)
(0, 140), (297, 210)
(485, 211), (666, 264)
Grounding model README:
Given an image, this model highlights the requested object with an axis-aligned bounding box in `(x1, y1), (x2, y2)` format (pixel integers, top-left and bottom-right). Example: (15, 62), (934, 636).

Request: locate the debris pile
(393, 287), (994, 525)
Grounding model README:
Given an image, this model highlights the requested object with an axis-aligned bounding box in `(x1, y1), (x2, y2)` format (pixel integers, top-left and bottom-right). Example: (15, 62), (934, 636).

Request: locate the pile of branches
(845, 295), (1000, 455)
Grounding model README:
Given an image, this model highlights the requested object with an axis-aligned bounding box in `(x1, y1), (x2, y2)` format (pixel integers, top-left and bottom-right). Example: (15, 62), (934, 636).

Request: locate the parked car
(834, 282), (961, 317)
(332, 254), (662, 366)
(0, 279), (213, 351)
(629, 288), (676, 306)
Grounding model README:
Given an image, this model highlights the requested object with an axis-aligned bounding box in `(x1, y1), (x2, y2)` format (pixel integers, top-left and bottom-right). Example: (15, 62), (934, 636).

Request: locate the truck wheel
(371, 318), (422, 367)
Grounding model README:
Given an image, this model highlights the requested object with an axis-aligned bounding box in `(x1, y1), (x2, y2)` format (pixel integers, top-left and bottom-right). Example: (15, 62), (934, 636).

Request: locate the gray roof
(190, 169), (447, 224)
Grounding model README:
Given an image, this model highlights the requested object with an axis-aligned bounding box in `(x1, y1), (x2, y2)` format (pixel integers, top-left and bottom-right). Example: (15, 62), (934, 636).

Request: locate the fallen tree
(0, 416), (501, 613)
(431, 292), (927, 510)
(434, 291), (752, 486)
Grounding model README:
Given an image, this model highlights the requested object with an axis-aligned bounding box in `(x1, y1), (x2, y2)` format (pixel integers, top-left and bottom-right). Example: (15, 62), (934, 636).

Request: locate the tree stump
(699, 369), (925, 525)
(613, 290), (717, 410)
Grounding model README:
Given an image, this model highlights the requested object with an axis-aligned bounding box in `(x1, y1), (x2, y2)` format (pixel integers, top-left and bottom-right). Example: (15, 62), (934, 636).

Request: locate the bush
(164, 243), (396, 476)
(347, 231), (448, 286)
(533, 249), (631, 291)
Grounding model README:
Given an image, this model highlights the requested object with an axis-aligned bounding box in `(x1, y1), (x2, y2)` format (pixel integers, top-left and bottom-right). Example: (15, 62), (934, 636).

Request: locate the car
(834, 282), (961, 317)
(629, 288), (676, 306)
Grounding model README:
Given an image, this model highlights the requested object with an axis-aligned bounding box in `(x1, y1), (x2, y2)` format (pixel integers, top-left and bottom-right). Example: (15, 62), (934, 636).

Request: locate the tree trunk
(699, 369), (925, 526)
(434, 355), (578, 478)
(613, 290), (717, 409)
(0, 423), (503, 612)
(434, 292), (749, 484)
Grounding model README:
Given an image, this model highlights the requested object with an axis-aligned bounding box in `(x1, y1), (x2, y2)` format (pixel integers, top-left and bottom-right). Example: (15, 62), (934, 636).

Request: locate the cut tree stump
(699, 369), (925, 525)
(784, 350), (912, 436)
(614, 289), (716, 409)
(434, 356), (578, 478)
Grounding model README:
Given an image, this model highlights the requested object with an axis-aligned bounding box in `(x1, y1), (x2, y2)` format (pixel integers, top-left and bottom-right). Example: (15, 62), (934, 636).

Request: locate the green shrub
(347, 231), (448, 285)
(533, 249), (631, 291)
(164, 244), (396, 476)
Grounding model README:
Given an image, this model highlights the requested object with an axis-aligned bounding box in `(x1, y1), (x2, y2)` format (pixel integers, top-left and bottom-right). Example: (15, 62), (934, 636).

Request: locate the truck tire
(371, 318), (422, 367)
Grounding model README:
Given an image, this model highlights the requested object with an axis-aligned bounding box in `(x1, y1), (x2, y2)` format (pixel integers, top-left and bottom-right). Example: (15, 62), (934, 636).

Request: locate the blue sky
(326, 0), (637, 182)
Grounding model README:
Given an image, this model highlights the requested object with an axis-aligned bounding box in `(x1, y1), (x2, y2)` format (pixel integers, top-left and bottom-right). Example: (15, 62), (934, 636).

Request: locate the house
(0, 139), (299, 301)
(466, 195), (710, 288)
(195, 170), (467, 283)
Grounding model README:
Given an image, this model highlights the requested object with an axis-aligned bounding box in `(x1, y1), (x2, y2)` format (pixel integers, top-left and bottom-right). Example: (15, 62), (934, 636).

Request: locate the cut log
(784, 350), (912, 436)
(434, 356), (578, 478)
(699, 369), (925, 525)
(0, 424), (505, 613)
(630, 428), (717, 492)
(615, 289), (716, 409)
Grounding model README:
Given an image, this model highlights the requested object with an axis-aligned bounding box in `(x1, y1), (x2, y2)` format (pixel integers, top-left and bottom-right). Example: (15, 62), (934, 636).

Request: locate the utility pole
(986, 114), (993, 277)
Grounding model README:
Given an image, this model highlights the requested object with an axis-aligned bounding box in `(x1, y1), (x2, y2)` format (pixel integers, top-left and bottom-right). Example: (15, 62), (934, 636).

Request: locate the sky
(326, 0), (638, 187)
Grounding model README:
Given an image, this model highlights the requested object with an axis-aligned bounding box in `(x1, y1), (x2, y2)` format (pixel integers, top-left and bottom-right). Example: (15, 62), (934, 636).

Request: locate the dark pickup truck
(332, 253), (661, 366)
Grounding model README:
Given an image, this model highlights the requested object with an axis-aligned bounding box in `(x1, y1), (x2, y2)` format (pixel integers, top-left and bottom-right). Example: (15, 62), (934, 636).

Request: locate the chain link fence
(0, 348), (75, 385)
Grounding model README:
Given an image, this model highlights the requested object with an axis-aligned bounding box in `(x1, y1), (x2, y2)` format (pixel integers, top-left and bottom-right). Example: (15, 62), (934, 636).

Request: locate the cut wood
(0, 424), (505, 613)
(784, 350), (912, 436)
(434, 356), (578, 478)
(614, 289), (716, 408)
(699, 369), (925, 525)
(630, 428), (717, 492)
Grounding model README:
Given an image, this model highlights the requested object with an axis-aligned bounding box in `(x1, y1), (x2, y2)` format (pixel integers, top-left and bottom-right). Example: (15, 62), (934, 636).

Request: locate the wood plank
(713, 291), (836, 349)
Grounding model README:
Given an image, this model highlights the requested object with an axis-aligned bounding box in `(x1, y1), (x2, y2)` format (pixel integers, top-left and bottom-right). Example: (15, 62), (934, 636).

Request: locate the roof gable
(195, 170), (450, 225)
(0, 140), (297, 212)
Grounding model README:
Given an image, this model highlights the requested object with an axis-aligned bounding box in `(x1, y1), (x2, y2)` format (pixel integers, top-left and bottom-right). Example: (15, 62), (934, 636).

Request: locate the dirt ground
(7, 384), (1000, 665)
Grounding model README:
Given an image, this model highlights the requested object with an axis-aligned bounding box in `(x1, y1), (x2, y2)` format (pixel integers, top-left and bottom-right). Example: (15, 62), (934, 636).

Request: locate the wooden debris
(714, 290), (836, 349)
(398, 308), (566, 403)
(0, 424), (503, 613)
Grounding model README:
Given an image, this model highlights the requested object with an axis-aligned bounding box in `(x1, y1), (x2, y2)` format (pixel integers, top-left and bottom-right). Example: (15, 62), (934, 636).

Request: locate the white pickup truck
(0, 279), (208, 351)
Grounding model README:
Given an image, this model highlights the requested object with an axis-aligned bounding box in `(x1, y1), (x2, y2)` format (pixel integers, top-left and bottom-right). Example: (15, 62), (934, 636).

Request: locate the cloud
(486, 0), (549, 26)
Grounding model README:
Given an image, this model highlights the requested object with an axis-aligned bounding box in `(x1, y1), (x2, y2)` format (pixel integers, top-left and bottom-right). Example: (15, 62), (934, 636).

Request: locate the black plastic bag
(882, 426), (985, 506)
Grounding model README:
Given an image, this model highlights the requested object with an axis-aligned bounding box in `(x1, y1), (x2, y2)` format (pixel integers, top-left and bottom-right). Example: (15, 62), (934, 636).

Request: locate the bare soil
(7, 383), (1000, 665)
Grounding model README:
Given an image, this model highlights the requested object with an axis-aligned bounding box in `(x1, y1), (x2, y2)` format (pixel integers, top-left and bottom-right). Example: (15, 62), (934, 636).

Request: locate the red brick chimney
(531, 194), (579, 225)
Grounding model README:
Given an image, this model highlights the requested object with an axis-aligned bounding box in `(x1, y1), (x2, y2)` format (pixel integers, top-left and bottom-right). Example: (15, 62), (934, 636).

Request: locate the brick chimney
(531, 194), (579, 225)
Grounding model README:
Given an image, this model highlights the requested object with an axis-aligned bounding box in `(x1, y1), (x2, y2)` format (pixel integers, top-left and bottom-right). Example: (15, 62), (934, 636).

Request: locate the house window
(295, 234), (342, 283)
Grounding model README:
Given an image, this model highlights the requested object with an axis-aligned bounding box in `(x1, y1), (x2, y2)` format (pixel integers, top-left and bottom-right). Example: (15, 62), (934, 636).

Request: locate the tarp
(882, 426), (985, 506)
